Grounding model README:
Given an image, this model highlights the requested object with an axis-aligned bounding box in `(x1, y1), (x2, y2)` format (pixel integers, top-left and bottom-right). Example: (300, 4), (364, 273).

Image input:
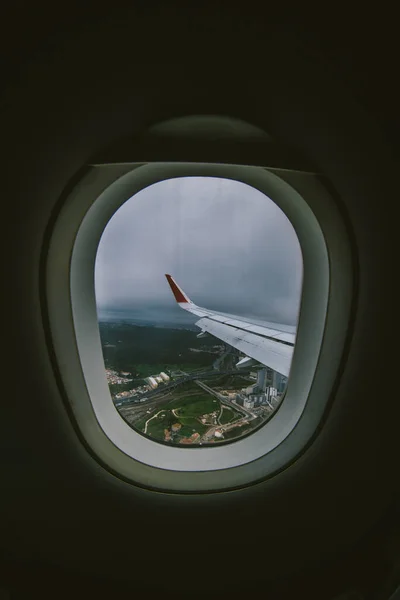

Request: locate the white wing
(165, 275), (295, 377)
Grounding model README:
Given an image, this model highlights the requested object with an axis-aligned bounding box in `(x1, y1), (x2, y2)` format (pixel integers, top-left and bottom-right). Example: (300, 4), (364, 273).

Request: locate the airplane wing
(165, 274), (295, 377)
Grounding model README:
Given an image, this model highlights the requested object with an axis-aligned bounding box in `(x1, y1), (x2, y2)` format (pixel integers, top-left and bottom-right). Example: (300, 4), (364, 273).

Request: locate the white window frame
(46, 162), (353, 492)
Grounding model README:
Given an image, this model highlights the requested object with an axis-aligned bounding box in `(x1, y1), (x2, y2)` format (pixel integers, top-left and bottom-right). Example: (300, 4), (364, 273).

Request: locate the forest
(99, 321), (220, 375)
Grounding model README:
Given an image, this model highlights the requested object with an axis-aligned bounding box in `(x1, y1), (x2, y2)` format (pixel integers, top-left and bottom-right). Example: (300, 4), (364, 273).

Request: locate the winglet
(165, 274), (192, 304)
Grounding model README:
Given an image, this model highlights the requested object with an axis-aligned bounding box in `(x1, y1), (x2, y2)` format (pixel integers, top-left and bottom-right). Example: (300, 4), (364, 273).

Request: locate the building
(268, 386), (278, 399)
(145, 376), (158, 389)
(244, 398), (255, 409)
(245, 393), (267, 407)
(159, 372), (170, 382)
(243, 369), (268, 397)
(255, 368), (267, 392)
(255, 394), (268, 406)
(272, 371), (287, 394)
(233, 394), (243, 406)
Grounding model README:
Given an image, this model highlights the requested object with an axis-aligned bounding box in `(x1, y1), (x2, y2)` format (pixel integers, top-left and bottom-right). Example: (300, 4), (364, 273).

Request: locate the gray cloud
(95, 177), (303, 326)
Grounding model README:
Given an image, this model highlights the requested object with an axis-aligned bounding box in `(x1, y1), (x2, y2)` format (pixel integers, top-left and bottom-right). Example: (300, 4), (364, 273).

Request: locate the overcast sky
(95, 177), (303, 326)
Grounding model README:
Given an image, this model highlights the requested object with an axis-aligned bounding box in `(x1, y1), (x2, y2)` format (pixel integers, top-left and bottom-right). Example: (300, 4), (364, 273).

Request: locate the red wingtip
(165, 274), (190, 304)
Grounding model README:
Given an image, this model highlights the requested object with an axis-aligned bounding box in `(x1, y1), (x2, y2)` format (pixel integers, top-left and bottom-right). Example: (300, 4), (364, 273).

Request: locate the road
(192, 379), (258, 442)
(116, 369), (251, 406)
(199, 413), (256, 442)
(143, 409), (165, 434)
(194, 379), (255, 419)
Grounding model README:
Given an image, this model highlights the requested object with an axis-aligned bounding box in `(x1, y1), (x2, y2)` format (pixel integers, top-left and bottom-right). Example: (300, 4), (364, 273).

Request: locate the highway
(195, 379), (255, 419)
(116, 369), (251, 406)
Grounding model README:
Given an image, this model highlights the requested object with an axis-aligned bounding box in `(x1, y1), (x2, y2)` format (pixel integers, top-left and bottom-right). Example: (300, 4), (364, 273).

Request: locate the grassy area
(100, 322), (218, 373)
(145, 409), (209, 440)
(174, 419), (208, 438)
(223, 374), (257, 388)
(202, 373), (252, 387)
(169, 381), (203, 395)
(170, 395), (218, 417)
(132, 393), (220, 442)
(131, 415), (147, 431)
(223, 424), (253, 440)
(203, 377), (227, 387)
(146, 415), (169, 439)
(219, 406), (241, 425)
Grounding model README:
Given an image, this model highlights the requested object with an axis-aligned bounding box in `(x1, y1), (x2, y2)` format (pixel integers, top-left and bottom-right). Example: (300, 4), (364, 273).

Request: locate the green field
(222, 424), (252, 440)
(174, 419), (208, 439)
(145, 409), (209, 440)
(169, 381), (205, 395)
(127, 385), (247, 443)
(219, 406), (240, 425)
(99, 322), (218, 374)
(134, 393), (219, 442)
(144, 413), (210, 441)
(170, 395), (218, 417)
(146, 414), (169, 439)
(223, 374), (258, 388)
(132, 415), (148, 431)
(203, 374), (253, 388)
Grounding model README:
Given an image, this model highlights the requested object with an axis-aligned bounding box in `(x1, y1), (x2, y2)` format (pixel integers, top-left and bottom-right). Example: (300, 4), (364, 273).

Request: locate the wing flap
(196, 318), (293, 377)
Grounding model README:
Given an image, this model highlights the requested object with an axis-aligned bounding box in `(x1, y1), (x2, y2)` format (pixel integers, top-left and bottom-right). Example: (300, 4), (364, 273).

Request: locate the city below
(100, 321), (287, 446)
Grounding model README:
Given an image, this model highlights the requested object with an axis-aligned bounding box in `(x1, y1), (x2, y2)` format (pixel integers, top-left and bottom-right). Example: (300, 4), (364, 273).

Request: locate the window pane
(95, 177), (302, 446)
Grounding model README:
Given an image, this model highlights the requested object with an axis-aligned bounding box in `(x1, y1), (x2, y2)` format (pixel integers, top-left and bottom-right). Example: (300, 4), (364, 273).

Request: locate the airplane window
(95, 176), (303, 447)
(47, 160), (351, 488)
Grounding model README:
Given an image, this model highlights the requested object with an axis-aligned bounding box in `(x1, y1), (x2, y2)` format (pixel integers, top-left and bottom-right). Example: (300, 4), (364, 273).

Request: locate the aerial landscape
(99, 319), (286, 445)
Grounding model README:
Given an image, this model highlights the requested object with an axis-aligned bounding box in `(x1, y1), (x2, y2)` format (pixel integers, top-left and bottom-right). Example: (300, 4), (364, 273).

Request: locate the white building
(145, 376), (158, 389)
(160, 372), (170, 382)
(244, 398), (255, 409)
(268, 386), (278, 399)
